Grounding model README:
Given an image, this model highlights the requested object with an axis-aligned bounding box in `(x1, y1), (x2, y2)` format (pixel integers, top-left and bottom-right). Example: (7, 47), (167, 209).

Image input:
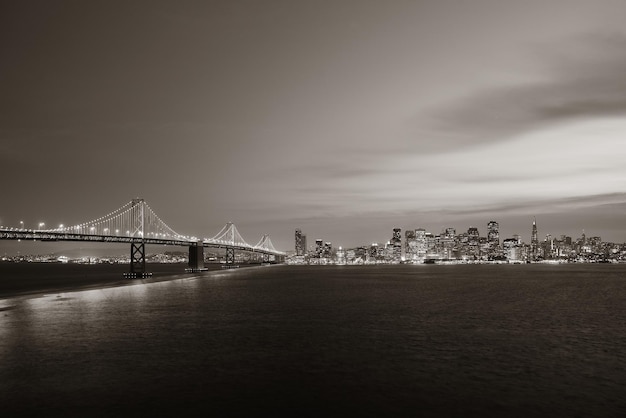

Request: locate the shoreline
(0, 263), (278, 301)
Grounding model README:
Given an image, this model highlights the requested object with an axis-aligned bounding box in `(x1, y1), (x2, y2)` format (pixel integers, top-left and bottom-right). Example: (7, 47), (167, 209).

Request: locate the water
(1, 264), (626, 416)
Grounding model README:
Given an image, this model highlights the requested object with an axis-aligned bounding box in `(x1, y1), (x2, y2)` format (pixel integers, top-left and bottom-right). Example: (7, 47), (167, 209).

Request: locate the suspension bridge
(0, 198), (285, 277)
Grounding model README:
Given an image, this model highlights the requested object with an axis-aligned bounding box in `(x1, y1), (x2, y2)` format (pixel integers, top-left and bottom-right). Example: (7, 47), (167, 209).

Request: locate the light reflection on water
(1, 264), (626, 417)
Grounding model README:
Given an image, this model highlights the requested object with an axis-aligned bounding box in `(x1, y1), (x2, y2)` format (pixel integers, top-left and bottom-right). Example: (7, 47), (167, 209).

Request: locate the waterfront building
(415, 228), (428, 260)
(295, 229), (306, 256)
(441, 228), (456, 259)
(487, 221), (499, 245)
(425, 232), (438, 259)
(323, 242), (333, 259)
(543, 234), (555, 259)
(391, 228), (402, 263)
(315, 239), (323, 258)
(336, 246), (345, 265)
(352, 246), (366, 264)
(367, 244), (376, 263)
(344, 248), (355, 264)
(467, 227), (480, 260)
(503, 237), (523, 262)
(405, 230), (417, 261)
(486, 221), (500, 258)
(530, 217), (539, 261)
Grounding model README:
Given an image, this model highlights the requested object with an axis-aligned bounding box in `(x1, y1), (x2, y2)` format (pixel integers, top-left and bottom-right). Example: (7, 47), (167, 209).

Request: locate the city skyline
(294, 216), (615, 253)
(2, 1), (626, 252)
(292, 218), (625, 265)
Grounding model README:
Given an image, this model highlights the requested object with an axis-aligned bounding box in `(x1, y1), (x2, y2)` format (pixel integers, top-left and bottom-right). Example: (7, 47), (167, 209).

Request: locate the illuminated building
(425, 232), (438, 259)
(295, 229), (305, 256)
(368, 243), (384, 263)
(487, 221), (499, 245)
(441, 227), (456, 259)
(503, 237), (522, 262)
(315, 239), (323, 258)
(530, 217), (538, 261)
(323, 241), (332, 258)
(467, 227), (480, 259)
(391, 228), (402, 262)
(415, 228), (427, 260)
(336, 246), (345, 264)
(405, 230), (417, 261)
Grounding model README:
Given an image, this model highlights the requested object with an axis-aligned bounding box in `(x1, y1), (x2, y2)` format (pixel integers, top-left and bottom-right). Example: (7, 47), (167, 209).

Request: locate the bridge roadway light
(20, 221), (24, 230)
(38, 222), (45, 230)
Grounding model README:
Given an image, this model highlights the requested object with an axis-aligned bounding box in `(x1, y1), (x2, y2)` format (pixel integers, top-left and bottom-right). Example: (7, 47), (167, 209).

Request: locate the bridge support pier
(186, 243), (207, 272)
(223, 247), (237, 268)
(124, 242), (152, 279)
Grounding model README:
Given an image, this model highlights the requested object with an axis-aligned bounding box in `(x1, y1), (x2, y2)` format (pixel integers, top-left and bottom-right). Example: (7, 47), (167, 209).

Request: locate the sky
(2, 0), (626, 254)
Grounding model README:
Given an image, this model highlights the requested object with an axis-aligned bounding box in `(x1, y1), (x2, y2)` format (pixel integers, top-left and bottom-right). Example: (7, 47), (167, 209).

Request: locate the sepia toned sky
(2, 0), (626, 252)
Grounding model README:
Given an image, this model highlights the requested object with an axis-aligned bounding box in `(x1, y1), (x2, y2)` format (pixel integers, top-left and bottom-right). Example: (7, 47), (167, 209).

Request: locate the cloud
(421, 34), (626, 151)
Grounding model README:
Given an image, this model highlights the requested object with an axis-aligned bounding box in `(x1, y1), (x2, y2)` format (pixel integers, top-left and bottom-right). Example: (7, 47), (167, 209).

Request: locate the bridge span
(0, 199), (285, 277)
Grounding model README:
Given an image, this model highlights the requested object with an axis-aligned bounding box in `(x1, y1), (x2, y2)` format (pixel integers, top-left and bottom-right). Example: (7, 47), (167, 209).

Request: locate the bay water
(1, 264), (625, 416)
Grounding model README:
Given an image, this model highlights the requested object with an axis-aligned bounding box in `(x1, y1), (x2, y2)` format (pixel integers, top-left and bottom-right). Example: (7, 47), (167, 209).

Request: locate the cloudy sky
(2, 0), (626, 252)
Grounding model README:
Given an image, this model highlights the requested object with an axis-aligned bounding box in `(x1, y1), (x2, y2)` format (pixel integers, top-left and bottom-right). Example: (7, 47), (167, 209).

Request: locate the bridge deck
(0, 229), (284, 256)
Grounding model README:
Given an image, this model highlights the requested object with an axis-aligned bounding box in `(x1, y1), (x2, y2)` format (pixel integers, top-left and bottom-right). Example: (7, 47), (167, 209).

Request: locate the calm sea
(1, 264), (625, 417)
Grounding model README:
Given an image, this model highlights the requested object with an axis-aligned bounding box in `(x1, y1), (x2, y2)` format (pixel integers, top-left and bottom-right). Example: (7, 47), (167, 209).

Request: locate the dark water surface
(1, 264), (626, 417)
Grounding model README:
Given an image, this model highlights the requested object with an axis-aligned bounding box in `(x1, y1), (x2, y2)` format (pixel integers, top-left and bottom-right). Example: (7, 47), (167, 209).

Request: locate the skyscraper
(295, 229), (304, 256)
(391, 228), (402, 262)
(487, 221), (500, 259)
(441, 227), (456, 259)
(405, 230), (416, 261)
(415, 228), (427, 260)
(530, 217), (538, 261)
(487, 221), (499, 245)
(315, 239), (323, 258)
(467, 227), (480, 259)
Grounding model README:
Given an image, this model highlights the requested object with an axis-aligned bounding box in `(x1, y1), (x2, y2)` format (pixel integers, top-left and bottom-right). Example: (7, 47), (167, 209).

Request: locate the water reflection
(2, 265), (625, 417)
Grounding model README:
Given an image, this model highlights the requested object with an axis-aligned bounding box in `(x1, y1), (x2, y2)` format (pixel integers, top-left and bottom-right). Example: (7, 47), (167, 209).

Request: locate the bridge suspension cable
(45, 199), (192, 241)
(254, 234), (278, 252)
(208, 222), (251, 247)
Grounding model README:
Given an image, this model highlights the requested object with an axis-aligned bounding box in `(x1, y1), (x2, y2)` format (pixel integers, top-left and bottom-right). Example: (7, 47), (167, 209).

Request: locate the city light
(291, 221), (624, 265)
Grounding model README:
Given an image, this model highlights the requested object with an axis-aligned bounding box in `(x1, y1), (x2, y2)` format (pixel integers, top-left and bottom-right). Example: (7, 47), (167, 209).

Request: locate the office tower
(295, 229), (304, 256)
(391, 228), (402, 262)
(405, 230), (417, 261)
(468, 227), (479, 243)
(503, 238), (522, 262)
(441, 227), (456, 259)
(315, 239), (323, 258)
(467, 227), (480, 259)
(425, 232), (437, 257)
(530, 217), (538, 260)
(323, 242), (332, 258)
(369, 243), (379, 262)
(487, 221), (499, 245)
(415, 228), (427, 260)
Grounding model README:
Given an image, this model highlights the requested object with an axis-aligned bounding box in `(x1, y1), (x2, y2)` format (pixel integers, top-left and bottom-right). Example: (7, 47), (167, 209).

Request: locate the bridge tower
(225, 247), (236, 266)
(125, 198), (152, 278)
